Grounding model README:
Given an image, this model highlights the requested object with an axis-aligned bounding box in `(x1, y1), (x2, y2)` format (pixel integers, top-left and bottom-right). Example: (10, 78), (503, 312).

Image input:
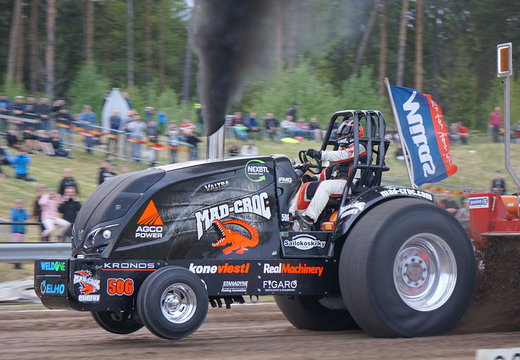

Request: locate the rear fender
(334, 186), (435, 247)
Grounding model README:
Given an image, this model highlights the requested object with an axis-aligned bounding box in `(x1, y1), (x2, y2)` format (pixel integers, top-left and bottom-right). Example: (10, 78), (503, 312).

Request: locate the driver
(291, 119), (366, 230)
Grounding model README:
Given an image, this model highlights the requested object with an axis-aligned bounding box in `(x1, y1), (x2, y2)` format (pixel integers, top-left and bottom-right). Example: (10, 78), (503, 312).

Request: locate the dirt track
(1, 302), (520, 360)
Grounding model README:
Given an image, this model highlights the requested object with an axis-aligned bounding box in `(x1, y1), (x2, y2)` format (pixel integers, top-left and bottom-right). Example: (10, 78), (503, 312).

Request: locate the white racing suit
(291, 143), (366, 222)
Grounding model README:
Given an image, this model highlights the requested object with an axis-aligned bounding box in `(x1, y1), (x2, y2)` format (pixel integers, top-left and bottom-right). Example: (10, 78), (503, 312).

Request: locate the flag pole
(384, 77), (416, 188)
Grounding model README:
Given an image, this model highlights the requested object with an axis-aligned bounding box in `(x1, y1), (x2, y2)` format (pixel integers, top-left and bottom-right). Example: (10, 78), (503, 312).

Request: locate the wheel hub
(160, 283), (197, 324)
(402, 255), (428, 288)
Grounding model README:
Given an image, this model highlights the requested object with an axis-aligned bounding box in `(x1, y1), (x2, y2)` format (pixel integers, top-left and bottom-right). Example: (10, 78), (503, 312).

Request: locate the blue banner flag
(389, 85), (457, 187)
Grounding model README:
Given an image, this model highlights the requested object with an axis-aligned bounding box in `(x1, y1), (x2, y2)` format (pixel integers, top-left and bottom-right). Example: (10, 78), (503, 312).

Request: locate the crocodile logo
(211, 219), (259, 255)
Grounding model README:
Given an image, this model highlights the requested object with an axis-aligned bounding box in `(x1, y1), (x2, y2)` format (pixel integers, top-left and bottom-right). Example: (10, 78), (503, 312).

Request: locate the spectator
(50, 130), (71, 158)
(458, 122), (469, 145)
(146, 119), (159, 166)
(185, 128), (201, 161)
(240, 140), (259, 156)
(127, 115), (146, 162)
(58, 168), (79, 195)
(55, 107), (73, 144)
(0, 94), (11, 133)
(309, 117), (323, 141)
(144, 106), (155, 122)
(37, 97), (50, 131)
(157, 110), (167, 135)
(295, 117), (314, 139)
(437, 190), (459, 215)
(10, 198), (29, 269)
(491, 170), (507, 195)
(264, 113), (280, 141)
(6, 125), (20, 148)
(36, 130), (55, 155)
(167, 121), (180, 163)
(229, 112), (247, 141)
(108, 109), (122, 153)
(58, 187), (81, 242)
(488, 106), (503, 143)
(448, 123), (460, 144)
(122, 110), (136, 157)
(102, 91), (110, 107)
(455, 198), (471, 234)
(286, 102), (298, 120)
(10, 146), (35, 181)
(195, 103), (204, 129)
(0, 143), (11, 177)
(514, 121), (520, 144)
(78, 105), (97, 154)
(39, 190), (69, 242)
(244, 112), (260, 136)
(23, 95), (38, 122)
(12, 96), (25, 126)
(33, 184), (47, 234)
(180, 117), (196, 140)
(280, 115), (297, 137)
(123, 92), (133, 108)
(22, 127), (39, 153)
(98, 160), (117, 185)
(228, 139), (239, 157)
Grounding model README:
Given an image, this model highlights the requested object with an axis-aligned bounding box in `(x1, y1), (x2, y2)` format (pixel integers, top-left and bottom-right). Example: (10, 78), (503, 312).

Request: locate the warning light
(497, 43), (512, 77)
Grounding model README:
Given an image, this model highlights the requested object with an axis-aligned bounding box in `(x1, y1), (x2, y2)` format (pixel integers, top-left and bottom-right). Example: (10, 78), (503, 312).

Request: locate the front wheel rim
(393, 233), (457, 312)
(160, 283), (197, 324)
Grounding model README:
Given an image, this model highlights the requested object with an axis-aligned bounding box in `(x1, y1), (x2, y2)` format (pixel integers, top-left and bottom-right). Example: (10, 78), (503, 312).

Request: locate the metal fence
(0, 242), (71, 261)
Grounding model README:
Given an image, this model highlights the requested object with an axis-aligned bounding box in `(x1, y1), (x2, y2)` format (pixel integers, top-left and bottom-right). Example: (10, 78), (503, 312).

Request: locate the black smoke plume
(194, 0), (276, 136)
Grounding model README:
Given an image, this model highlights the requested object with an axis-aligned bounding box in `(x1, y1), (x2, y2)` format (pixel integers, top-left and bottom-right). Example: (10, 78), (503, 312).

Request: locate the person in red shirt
(458, 122), (469, 145)
(488, 106), (503, 143)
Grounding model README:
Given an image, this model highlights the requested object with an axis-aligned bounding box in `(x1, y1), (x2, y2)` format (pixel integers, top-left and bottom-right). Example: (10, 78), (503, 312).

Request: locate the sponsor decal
(135, 200), (164, 239)
(211, 219), (259, 255)
(189, 262), (251, 274)
(74, 270), (101, 302)
(263, 263), (324, 277)
(40, 280), (66, 295)
(343, 201), (365, 216)
(283, 234), (326, 251)
(39, 261), (66, 272)
(102, 262), (156, 270)
(107, 278), (134, 296)
(278, 177), (293, 184)
(245, 159), (269, 182)
(469, 196), (489, 209)
(194, 192), (271, 240)
(380, 188), (433, 201)
(281, 213), (290, 222)
(204, 180), (230, 192)
(221, 280), (248, 293)
(262, 280), (298, 292)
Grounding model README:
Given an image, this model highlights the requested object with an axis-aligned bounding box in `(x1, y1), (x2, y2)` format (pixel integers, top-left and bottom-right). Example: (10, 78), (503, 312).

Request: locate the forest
(1, 0), (520, 130)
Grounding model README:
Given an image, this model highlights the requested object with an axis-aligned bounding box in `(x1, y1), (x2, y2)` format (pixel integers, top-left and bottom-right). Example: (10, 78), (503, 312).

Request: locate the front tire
(275, 295), (358, 331)
(339, 198), (475, 337)
(91, 311), (143, 334)
(137, 266), (208, 340)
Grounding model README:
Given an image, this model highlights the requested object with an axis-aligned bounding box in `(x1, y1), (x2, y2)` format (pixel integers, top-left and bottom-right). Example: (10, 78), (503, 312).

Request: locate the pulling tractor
(35, 110), (475, 340)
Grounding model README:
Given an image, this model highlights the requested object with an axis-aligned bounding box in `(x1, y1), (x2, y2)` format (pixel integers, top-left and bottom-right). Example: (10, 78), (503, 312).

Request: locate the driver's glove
(302, 174), (318, 183)
(306, 149), (321, 161)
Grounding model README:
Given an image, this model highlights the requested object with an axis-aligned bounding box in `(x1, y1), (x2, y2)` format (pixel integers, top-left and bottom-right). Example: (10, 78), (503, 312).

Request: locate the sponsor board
(74, 270), (101, 302)
(263, 263), (324, 277)
(245, 159), (269, 182)
(283, 234), (326, 251)
(135, 200), (165, 239)
(40, 280), (66, 295)
(107, 278), (134, 296)
(278, 177), (293, 184)
(380, 188), (433, 201)
(39, 261), (66, 272)
(221, 280), (248, 293)
(469, 196), (489, 209)
(194, 192), (271, 240)
(204, 180), (230, 192)
(189, 262), (251, 274)
(262, 279), (298, 292)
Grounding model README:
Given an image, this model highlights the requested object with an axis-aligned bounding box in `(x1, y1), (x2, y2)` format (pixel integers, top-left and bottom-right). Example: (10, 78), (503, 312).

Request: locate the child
(10, 146), (35, 181)
(11, 199), (29, 269)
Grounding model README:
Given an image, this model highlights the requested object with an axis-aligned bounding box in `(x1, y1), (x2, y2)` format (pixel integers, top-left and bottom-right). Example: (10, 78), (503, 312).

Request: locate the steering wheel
(298, 150), (322, 175)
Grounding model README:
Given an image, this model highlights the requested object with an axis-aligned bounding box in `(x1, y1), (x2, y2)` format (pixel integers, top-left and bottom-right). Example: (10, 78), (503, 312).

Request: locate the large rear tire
(339, 198), (475, 337)
(275, 295), (358, 331)
(91, 311), (143, 334)
(137, 266), (208, 340)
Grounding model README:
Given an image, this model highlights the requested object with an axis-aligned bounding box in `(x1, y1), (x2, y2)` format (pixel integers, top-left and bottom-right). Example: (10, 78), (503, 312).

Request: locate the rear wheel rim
(393, 233), (457, 312)
(160, 283), (197, 324)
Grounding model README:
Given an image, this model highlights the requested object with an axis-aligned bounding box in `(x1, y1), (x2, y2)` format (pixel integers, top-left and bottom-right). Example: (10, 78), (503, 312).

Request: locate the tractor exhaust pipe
(207, 125), (226, 160)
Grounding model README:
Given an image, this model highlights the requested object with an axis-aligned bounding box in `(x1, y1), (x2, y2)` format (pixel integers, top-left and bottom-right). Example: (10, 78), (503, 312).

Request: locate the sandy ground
(1, 301), (520, 360)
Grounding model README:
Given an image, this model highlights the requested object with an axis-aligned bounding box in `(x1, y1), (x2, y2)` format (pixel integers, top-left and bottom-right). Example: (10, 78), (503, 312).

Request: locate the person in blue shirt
(244, 112), (260, 137)
(11, 198), (29, 269)
(0, 94), (11, 133)
(10, 146), (35, 181)
(79, 105), (97, 153)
